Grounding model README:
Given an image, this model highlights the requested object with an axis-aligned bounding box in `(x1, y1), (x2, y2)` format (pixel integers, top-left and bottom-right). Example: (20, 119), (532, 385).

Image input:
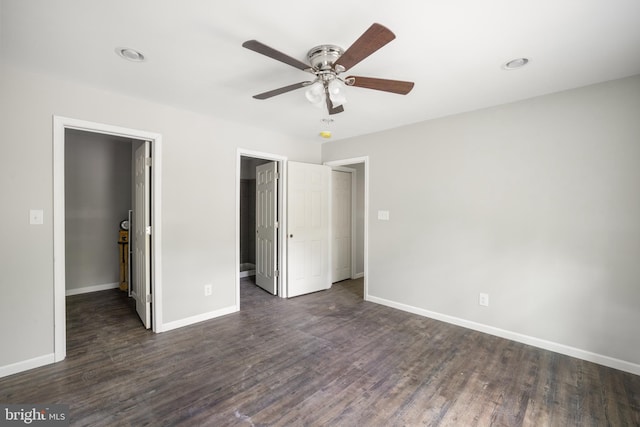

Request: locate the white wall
(0, 64), (321, 371)
(322, 75), (640, 371)
(65, 129), (132, 293)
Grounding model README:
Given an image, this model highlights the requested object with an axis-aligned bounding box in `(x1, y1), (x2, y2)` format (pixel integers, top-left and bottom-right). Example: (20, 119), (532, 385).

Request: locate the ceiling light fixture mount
(502, 57), (530, 70)
(116, 47), (146, 62)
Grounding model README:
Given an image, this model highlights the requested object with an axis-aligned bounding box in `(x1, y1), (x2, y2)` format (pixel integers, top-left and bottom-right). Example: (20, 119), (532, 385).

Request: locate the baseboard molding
(352, 272), (365, 279)
(239, 270), (256, 278)
(0, 353), (55, 379)
(65, 282), (119, 296)
(159, 305), (238, 333)
(367, 295), (640, 376)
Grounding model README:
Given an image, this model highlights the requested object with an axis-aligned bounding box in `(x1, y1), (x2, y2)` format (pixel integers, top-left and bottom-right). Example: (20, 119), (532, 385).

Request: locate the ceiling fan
(242, 23), (415, 115)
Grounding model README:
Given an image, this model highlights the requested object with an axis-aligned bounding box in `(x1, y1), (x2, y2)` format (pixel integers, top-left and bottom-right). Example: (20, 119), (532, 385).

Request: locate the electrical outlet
(479, 293), (489, 307)
(204, 284), (213, 297)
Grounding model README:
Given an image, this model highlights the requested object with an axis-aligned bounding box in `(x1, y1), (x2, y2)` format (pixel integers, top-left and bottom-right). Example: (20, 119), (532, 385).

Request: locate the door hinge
(274, 270), (280, 278)
(275, 172), (280, 179)
(146, 294), (152, 304)
(274, 221), (279, 229)
(146, 226), (152, 235)
(145, 157), (152, 167)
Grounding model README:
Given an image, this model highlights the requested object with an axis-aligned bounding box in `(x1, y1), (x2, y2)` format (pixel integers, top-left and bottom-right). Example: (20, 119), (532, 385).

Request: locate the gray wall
(65, 129), (132, 292)
(323, 74), (640, 367)
(0, 63), (321, 369)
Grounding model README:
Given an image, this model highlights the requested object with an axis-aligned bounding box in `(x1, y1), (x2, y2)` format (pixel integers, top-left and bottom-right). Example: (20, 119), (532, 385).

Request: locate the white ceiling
(2, 0), (640, 143)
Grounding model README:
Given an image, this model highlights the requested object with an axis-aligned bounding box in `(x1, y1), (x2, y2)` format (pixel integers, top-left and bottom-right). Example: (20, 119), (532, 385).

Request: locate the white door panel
(133, 141), (151, 328)
(332, 170), (352, 282)
(287, 162), (330, 297)
(255, 162), (278, 295)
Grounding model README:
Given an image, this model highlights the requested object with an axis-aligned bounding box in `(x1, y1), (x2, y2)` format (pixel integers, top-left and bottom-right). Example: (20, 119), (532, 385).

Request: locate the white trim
(0, 354), (55, 379)
(159, 305), (237, 332)
(352, 272), (365, 279)
(368, 295), (640, 376)
(53, 116), (163, 364)
(239, 270), (256, 278)
(236, 149), (288, 303)
(65, 282), (119, 296)
(324, 157), (369, 299)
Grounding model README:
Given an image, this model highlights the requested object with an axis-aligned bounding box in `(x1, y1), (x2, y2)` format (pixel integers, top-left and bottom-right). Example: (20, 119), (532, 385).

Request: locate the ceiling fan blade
(242, 40), (310, 71)
(253, 82), (310, 100)
(325, 87), (345, 115)
(346, 76), (414, 95)
(334, 23), (396, 72)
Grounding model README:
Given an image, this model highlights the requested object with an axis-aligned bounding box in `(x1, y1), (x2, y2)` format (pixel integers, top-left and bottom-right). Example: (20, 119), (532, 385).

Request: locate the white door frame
(53, 116), (163, 362)
(324, 157), (369, 300)
(236, 149), (287, 304)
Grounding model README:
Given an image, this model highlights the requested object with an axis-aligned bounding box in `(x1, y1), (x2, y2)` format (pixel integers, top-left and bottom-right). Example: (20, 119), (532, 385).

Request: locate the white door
(255, 162), (278, 295)
(332, 170), (352, 282)
(132, 141), (151, 328)
(287, 162), (330, 297)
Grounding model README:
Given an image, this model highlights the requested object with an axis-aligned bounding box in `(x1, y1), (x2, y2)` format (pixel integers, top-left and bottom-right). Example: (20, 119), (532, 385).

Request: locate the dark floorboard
(1, 277), (639, 426)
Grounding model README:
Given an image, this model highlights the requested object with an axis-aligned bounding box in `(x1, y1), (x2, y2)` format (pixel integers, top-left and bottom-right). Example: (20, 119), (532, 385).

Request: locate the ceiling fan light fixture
(328, 79), (347, 107)
(305, 81), (326, 107)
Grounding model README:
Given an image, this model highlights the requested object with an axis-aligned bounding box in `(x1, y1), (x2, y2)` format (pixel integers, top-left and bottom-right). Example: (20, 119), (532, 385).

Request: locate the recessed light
(116, 47), (145, 62)
(502, 57), (529, 70)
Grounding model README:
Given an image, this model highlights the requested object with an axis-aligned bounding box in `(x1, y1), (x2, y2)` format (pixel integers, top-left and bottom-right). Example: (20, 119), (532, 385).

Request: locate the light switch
(30, 209), (44, 225)
(378, 210), (390, 221)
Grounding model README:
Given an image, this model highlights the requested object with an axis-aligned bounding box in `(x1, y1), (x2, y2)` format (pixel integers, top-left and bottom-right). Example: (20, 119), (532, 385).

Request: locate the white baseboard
(367, 295), (640, 376)
(239, 270), (256, 278)
(0, 353), (55, 379)
(352, 272), (364, 279)
(65, 282), (120, 296)
(159, 305), (238, 332)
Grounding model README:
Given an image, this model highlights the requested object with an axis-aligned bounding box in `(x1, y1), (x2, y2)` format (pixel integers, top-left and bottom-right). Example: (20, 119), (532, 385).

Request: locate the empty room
(1, 0), (639, 425)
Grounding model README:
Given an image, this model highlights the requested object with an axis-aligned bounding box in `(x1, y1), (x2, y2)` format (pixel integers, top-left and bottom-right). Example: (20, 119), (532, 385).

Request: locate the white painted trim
(368, 295), (640, 376)
(324, 157), (369, 299)
(0, 354), (55, 379)
(352, 272), (365, 279)
(239, 270), (256, 278)
(65, 282), (119, 296)
(236, 149), (288, 303)
(53, 116), (163, 365)
(159, 305), (237, 332)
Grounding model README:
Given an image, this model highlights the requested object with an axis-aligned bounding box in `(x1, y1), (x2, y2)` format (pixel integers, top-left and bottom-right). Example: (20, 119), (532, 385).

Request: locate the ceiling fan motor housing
(307, 45), (344, 71)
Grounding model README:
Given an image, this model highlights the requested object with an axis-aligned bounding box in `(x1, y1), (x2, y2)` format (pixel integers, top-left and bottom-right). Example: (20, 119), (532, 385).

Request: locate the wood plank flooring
(1, 278), (639, 426)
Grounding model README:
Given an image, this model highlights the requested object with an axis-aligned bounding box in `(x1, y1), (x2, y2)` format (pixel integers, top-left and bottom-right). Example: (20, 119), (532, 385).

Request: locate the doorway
(237, 150), (286, 305)
(326, 157), (369, 299)
(53, 116), (163, 362)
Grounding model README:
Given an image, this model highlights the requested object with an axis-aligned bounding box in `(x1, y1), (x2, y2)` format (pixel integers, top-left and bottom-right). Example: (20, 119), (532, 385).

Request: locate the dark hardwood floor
(1, 277), (639, 426)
